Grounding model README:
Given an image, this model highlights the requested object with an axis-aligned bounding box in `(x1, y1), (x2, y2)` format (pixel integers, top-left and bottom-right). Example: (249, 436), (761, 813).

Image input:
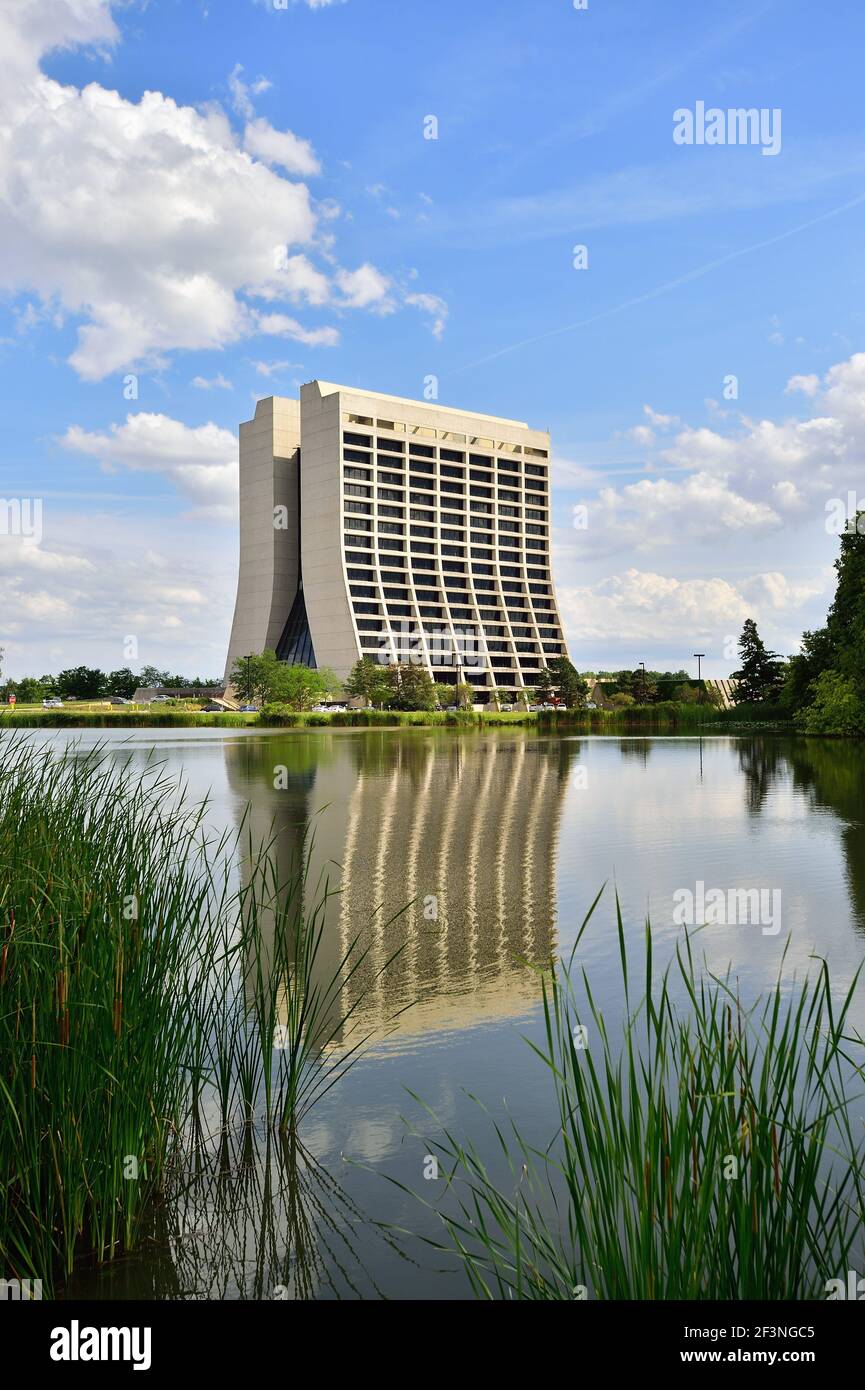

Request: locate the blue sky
(2, 0), (865, 679)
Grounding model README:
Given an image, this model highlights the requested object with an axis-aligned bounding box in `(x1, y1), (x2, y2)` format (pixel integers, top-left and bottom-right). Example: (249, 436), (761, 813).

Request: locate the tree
(488, 686), (511, 708)
(105, 668), (137, 698)
(11, 676), (48, 703)
(798, 671), (865, 736)
(138, 665), (172, 689)
(632, 668), (658, 705)
(432, 682), (453, 709)
(533, 667), (555, 702)
(231, 651), (339, 708)
(345, 656), (392, 707)
(56, 666), (105, 699)
(454, 681), (475, 709)
(783, 515), (865, 726)
(548, 657), (588, 709)
(230, 651), (283, 704)
(387, 663), (437, 711)
(610, 692), (635, 709)
(732, 619), (784, 704)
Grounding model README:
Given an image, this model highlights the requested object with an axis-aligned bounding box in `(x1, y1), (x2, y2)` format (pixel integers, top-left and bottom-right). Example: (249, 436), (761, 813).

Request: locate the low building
(131, 686), (228, 704)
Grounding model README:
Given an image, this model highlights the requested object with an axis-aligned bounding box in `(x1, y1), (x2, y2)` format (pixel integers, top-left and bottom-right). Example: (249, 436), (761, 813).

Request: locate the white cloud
(249, 358), (301, 377)
(192, 373), (233, 390)
(243, 117), (320, 176)
(253, 312), (340, 346)
(0, 511), (233, 678)
(60, 413), (239, 519)
(785, 373), (820, 397)
(335, 263), (394, 311)
(404, 291), (448, 339)
(557, 567), (818, 648)
(581, 352), (865, 562)
(0, 2), (438, 379)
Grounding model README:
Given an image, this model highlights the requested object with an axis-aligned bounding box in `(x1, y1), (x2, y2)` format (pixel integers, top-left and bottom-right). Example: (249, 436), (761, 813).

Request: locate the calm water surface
(40, 727), (865, 1300)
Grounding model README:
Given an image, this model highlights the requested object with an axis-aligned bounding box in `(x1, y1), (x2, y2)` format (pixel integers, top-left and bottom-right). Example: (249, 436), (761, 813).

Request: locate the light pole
(694, 653), (705, 703)
(244, 654), (253, 704)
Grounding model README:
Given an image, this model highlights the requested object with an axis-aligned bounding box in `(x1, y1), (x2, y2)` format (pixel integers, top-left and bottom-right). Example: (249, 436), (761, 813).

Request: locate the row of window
(345, 459), (548, 486)
(342, 419), (549, 462)
(344, 500), (546, 520)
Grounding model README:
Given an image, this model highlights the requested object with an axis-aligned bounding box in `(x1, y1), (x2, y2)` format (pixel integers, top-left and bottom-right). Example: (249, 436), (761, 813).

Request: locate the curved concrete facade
(224, 396), (300, 683)
(225, 380), (569, 697)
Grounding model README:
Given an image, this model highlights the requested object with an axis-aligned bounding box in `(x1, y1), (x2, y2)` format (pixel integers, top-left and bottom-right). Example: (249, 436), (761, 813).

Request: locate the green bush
(797, 671), (865, 737)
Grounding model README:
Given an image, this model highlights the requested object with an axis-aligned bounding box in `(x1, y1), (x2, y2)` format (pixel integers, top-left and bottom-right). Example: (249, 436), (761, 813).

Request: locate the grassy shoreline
(0, 703), (797, 732)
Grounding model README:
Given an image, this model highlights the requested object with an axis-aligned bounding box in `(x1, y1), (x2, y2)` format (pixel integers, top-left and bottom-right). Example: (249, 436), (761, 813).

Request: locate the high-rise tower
(225, 381), (569, 699)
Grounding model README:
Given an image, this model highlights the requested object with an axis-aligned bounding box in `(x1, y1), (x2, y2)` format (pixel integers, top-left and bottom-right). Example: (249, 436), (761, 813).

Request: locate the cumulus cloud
(579, 351), (865, 560)
(0, 0), (442, 380)
(557, 568), (819, 648)
(60, 413), (239, 518)
(243, 117), (320, 176)
(0, 512), (232, 676)
(335, 263), (394, 311)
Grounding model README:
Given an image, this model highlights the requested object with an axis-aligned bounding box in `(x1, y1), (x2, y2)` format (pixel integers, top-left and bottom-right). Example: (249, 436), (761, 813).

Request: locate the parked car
(239, 704), (257, 712)
(150, 695), (170, 703)
(42, 697), (63, 708)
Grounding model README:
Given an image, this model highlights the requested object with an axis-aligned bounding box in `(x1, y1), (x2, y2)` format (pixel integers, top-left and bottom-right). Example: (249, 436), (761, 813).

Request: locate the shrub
(798, 671), (865, 737)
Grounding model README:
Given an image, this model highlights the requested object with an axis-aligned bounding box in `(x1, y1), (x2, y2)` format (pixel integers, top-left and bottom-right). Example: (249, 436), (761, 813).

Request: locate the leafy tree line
(781, 513), (865, 735)
(0, 663), (222, 702)
(230, 651), (340, 709)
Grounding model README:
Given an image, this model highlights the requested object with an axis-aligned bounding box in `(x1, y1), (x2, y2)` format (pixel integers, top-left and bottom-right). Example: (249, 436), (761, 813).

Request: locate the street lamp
(694, 653), (706, 702)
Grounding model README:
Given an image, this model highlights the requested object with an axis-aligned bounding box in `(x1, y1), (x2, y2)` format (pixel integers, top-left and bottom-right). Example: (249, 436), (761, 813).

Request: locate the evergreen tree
(548, 656), (589, 709)
(532, 667), (555, 702)
(732, 619), (783, 704)
(387, 663), (437, 711)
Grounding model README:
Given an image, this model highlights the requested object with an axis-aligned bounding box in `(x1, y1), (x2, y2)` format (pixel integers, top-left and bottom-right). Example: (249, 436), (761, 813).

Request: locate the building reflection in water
(224, 733), (578, 1045)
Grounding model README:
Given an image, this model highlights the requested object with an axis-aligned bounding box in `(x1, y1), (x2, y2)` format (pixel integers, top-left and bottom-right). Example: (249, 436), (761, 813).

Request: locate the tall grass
(0, 736), (398, 1295)
(410, 894), (865, 1299)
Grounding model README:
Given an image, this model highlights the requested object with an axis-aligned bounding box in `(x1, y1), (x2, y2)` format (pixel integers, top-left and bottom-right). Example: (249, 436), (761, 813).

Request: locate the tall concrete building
(224, 381), (569, 700)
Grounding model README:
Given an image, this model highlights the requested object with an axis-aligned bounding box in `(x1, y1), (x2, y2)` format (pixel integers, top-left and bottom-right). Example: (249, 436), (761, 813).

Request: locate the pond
(42, 727), (865, 1300)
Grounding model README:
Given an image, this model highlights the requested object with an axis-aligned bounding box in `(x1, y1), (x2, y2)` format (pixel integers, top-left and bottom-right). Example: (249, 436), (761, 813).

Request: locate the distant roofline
(308, 380), (530, 430)
(249, 380), (540, 433)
